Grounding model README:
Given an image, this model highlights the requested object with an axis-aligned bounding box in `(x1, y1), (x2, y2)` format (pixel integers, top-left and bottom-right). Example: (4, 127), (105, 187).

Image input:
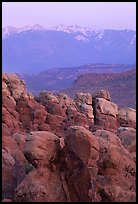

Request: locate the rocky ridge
(2, 74), (136, 202)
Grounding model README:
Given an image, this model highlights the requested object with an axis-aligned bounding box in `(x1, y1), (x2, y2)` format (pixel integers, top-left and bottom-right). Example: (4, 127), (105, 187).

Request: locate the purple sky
(2, 2), (136, 30)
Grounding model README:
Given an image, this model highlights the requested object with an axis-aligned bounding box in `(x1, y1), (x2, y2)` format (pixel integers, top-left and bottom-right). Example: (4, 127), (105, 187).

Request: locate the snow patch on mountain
(75, 35), (89, 42)
(2, 26), (18, 39)
(95, 31), (104, 40)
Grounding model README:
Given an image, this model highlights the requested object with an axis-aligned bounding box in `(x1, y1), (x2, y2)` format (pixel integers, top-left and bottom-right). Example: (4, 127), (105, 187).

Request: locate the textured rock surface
(24, 131), (61, 168)
(63, 126), (99, 202)
(75, 92), (92, 105)
(2, 73), (26, 101)
(118, 108), (136, 129)
(14, 167), (68, 202)
(93, 90), (111, 101)
(75, 93), (94, 121)
(116, 127), (136, 157)
(96, 143), (136, 202)
(93, 98), (118, 130)
(2, 74), (136, 202)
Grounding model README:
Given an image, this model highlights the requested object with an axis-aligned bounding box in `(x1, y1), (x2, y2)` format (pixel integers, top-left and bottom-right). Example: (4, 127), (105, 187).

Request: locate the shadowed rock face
(2, 74), (136, 202)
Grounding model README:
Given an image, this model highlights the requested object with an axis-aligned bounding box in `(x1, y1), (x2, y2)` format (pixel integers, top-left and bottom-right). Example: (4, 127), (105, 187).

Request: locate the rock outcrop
(118, 108), (136, 129)
(93, 97), (119, 130)
(2, 74), (136, 202)
(93, 90), (111, 101)
(75, 93), (94, 120)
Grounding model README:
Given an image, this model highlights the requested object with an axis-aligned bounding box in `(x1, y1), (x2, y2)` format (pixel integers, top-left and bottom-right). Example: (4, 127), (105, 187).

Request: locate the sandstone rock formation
(2, 74), (136, 202)
(75, 92), (94, 120)
(118, 107), (136, 129)
(93, 97), (119, 131)
(93, 90), (111, 101)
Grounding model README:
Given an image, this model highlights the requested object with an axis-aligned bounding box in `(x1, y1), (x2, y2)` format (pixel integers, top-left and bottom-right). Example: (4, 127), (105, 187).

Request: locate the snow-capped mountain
(2, 26), (18, 39)
(49, 24), (99, 36)
(2, 24), (46, 38)
(2, 24), (102, 39)
(2, 24), (136, 74)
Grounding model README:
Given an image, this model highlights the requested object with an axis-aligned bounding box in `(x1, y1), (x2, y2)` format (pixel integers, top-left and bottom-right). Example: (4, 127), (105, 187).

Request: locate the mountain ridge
(2, 24), (136, 74)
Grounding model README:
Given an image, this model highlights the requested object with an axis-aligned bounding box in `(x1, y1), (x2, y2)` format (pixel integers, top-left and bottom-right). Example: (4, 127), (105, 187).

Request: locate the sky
(2, 2), (136, 30)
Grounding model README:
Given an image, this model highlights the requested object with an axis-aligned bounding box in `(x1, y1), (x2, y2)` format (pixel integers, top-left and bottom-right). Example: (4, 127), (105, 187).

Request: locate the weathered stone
(57, 93), (74, 106)
(2, 149), (26, 200)
(2, 74), (136, 202)
(46, 114), (65, 137)
(61, 126), (100, 202)
(76, 101), (94, 119)
(117, 127), (136, 152)
(14, 167), (68, 202)
(75, 92), (92, 105)
(94, 98), (118, 117)
(93, 98), (118, 130)
(96, 142), (136, 202)
(12, 133), (27, 152)
(39, 91), (59, 104)
(65, 126), (99, 165)
(65, 106), (91, 129)
(24, 131), (61, 168)
(93, 90), (111, 101)
(93, 129), (122, 147)
(118, 108), (136, 129)
(3, 74), (26, 101)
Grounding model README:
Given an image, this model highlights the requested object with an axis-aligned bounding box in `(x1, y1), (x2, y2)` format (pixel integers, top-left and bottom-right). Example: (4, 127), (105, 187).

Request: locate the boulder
(24, 131), (61, 168)
(3, 74), (26, 101)
(75, 93), (94, 121)
(93, 90), (111, 101)
(2, 91), (16, 113)
(16, 100), (33, 131)
(65, 106), (91, 129)
(12, 133), (27, 152)
(57, 93), (74, 106)
(2, 149), (16, 199)
(94, 98), (118, 117)
(93, 98), (118, 130)
(2, 107), (21, 134)
(118, 108), (136, 129)
(62, 126), (100, 202)
(16, 97), (48, 132)
(75, 92), (92, 105)
(2, 148), (26, 200)
(117, 127), (136, 152)
(46, 114), (65, 137)
(76, 102), (94, 119)
(65, 126), (99, 165)
(2, 124), (27, 164)
(93, 129), (122, 147)
(45, 102), (67, 116)
(14, 167), (68, 202)
(39, 91), (59, 105)
(96, 142), (136, 202)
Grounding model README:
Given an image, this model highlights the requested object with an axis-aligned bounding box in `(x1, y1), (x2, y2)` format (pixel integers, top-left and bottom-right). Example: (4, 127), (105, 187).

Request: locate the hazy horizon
(2, 2), (136, 31)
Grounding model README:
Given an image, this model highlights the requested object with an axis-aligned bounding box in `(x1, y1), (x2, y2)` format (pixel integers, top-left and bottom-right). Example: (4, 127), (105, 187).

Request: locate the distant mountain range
(2, 24), (136, 74)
